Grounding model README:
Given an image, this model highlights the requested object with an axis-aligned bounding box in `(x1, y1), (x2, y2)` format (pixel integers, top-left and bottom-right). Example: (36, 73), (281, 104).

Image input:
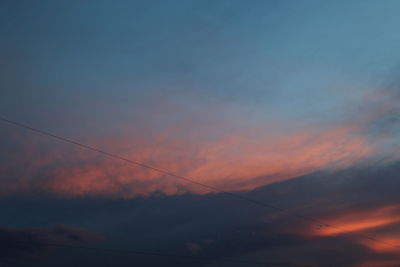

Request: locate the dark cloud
(0, 225), (103, 266)
(0, 161), (399, 266)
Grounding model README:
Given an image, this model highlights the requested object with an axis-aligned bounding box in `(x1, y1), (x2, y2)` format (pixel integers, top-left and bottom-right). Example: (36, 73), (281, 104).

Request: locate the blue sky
(2, 0), (400, 131)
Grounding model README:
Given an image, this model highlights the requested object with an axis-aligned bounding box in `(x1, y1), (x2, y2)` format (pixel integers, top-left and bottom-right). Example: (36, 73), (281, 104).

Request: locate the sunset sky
(1, 1), (400, 266)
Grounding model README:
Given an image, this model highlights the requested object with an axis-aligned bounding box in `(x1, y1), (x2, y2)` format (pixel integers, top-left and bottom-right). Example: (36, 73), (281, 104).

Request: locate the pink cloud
(0, 121), (374, 197)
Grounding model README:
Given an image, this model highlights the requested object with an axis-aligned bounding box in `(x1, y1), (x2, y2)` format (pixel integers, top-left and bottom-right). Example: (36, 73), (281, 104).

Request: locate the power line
(1, 115), (399, 252)
(0, 116), (320, 222)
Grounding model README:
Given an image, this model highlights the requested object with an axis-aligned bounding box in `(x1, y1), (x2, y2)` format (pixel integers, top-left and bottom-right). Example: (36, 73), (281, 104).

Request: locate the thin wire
(1, 115), (400, 252)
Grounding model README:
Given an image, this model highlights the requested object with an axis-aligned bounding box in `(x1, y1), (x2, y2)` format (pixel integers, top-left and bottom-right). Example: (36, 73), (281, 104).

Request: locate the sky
(0, 0), (400, 266)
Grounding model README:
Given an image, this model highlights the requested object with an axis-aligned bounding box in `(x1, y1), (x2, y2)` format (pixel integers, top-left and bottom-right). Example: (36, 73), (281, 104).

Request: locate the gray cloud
(0, 225), (103, 266)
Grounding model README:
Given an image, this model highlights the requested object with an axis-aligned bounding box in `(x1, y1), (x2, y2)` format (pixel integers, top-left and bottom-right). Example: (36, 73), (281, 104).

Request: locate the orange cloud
(302, 205), (400, 254)
(313, 205), (400, 236)
(361, 235), (400, 253)
(1, 122), (374, 197)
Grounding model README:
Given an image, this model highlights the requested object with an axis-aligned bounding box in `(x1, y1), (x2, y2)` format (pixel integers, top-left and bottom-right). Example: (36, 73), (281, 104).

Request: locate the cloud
(0, 224), (103, 264)
(0, 121), (373, 198)
(287, 201), (400, 266)
(0, 161), (399, 266)
(304, 205), (400, 237)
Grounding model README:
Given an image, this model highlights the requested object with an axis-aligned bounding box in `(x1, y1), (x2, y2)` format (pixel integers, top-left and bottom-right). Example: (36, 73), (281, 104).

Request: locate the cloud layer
(0, 120), (374, 198)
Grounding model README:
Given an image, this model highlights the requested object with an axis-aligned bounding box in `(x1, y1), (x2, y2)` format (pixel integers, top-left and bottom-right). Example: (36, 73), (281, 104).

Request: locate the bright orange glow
(318, 218), (399, 236)
(302, 205), (400, 254)
(310, 205), (400, 236)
